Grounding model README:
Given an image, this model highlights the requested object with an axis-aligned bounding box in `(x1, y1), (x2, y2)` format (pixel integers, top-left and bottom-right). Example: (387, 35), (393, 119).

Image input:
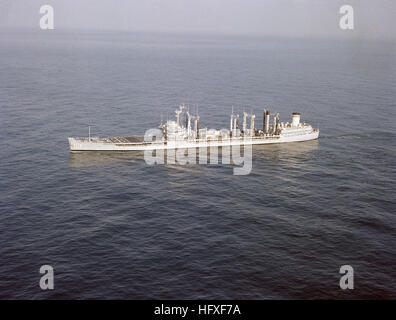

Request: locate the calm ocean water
(0, 30), (395, 299)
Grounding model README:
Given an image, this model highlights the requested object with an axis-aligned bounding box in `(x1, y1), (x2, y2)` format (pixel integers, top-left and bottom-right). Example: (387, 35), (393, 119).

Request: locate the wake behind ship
(68, 105), (319, 152)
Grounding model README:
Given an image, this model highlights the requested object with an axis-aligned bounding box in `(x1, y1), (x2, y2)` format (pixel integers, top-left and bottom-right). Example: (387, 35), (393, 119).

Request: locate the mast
(230, 106), (234, 134)
(242, 112), (247, 134)
(250, 114), (255, 136)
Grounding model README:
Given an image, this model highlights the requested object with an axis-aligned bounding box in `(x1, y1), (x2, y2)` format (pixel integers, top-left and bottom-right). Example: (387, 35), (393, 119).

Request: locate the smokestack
(195, 117), (200, 139)
(292, 113), (301, 127)
(265, 110), (270, 134)
(263, 110), (266, 132)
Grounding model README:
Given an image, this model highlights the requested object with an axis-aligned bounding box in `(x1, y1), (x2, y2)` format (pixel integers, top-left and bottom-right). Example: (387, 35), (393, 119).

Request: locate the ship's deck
(102, 136), (145, 143)
(71, 129), (318, 146)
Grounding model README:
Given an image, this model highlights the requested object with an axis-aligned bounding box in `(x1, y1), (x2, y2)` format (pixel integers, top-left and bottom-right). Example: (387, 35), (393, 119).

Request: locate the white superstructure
(68, 105), (319, 152)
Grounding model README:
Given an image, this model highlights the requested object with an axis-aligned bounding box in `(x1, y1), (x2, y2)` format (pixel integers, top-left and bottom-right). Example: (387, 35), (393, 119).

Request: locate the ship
(68, 105), (319, 152)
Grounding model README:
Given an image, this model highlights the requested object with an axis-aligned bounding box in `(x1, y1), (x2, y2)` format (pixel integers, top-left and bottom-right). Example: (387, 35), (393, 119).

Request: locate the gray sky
(1, 0), (395, 39)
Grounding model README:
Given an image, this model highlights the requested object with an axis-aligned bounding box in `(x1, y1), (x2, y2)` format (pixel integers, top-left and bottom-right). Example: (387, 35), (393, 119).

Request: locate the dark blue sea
(0, 30), (395, 299)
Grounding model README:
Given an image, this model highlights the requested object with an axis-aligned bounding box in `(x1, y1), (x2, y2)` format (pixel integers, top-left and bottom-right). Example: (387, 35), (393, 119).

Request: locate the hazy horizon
(1, 0), (396, 40)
